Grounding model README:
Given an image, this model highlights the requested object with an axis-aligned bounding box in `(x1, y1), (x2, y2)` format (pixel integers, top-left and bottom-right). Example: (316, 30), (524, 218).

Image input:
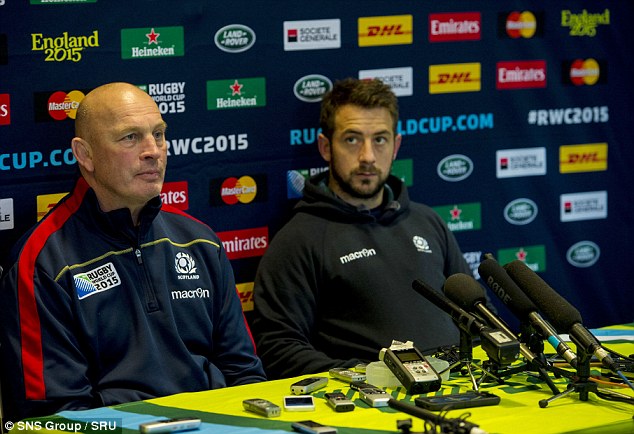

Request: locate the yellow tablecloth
(8, 324), (634, 434)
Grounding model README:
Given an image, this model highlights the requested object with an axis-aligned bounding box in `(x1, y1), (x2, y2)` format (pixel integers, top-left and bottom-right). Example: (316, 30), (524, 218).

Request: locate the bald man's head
(70, 82), (167, 223)
(75, 82), (158, 142)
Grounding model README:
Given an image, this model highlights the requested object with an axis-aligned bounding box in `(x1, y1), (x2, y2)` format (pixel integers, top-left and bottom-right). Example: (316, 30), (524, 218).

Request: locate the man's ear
(71, 137), (94, 173)
(317, 133), (332, 162)
(393, 133), (402, 160)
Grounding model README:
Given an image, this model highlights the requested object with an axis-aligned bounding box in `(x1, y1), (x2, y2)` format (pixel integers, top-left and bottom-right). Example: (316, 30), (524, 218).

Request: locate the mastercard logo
(569, 58), (600, 85)
(47, 90), (85, 120)
(220, 176), (257, 205)
(505, 11), (537, 38)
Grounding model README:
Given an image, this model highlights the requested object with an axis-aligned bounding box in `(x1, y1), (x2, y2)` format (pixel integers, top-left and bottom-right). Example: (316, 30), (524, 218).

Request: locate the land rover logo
(437, 154), (473, 182)
(293, 74), (332, 102)
(566, 241), (600, 268)
(214, 24), (256, 53)
(504, 198), (538, 225)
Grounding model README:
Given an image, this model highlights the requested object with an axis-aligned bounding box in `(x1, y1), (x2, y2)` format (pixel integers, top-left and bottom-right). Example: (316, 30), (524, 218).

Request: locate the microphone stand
(485, 322), (578, 396)
(538, 344), (634, 408)
(538, 345), (597, 407)
(438, 329), (503, 391)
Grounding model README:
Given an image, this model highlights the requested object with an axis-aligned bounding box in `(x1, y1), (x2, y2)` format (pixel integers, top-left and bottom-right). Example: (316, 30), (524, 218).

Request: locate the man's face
(319, 105), (401, 208)
(85, 91), (167, 213)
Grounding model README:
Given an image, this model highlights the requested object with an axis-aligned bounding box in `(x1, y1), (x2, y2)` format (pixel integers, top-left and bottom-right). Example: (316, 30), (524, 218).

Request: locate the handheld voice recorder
(351, 381), (391, 407)
(139, 417), (202, 434)
(291, 420), (337, 434)
(324, 392), (355, 412)
(242, 398), (281, 417)
(290, 376), (328, 395)
(381, 344), (442, 394)
(329, 367), (366, 383)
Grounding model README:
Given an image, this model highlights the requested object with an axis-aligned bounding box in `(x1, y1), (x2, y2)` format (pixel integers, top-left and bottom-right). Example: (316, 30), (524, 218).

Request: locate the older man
(0, 82), (265, 420)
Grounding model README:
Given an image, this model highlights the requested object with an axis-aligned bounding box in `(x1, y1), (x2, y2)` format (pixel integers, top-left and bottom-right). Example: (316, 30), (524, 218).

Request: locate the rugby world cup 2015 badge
(73, 262), (121, 300)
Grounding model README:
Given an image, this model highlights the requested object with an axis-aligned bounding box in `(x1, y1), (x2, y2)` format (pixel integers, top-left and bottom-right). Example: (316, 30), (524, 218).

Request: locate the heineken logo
(293, 74), (332, 102)
(121, 26), (184, 59)
(437, 154), (473, 182)
(206, 77), (266, 110)
(504, 198), (538, 225)
(566, 241), (600, 268)
(215, 24), (256, 53)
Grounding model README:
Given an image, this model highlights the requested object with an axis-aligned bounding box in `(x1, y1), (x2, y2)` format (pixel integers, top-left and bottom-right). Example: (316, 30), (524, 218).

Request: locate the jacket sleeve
(210, 247), (267, 386)
(251, 228), (360, 379)
(0, 261), (97, 421)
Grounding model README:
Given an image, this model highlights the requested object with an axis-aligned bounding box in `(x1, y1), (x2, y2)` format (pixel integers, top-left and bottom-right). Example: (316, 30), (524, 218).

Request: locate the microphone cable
(388, 398), (488, 434)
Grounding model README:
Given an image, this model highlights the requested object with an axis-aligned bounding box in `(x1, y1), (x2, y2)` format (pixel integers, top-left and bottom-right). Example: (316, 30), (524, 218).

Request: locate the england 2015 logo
(175, 251), (200, 280)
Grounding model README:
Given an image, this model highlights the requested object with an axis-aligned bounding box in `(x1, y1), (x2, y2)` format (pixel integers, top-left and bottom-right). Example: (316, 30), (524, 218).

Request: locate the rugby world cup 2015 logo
(73, 262), (121, 300)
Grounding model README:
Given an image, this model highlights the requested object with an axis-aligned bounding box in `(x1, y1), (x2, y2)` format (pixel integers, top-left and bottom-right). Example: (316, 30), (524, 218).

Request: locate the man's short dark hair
(319, 78), (399, 141)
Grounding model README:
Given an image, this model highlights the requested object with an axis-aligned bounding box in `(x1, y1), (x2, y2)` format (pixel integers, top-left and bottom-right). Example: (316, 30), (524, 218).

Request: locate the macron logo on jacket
(339, 247), (377, 264)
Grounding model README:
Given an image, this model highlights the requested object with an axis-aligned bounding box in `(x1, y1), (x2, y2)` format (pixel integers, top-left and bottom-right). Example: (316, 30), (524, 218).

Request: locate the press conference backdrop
(0, 1), (632, 330)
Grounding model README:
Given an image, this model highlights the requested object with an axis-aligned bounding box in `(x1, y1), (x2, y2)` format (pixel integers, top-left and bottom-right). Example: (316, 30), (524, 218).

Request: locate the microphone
(388, 398), (487, 434)
(503, 259), (617, 372)
(412, 279), (519, 366)
(443, 273), (542, 366)
(478, 257), (578, 369)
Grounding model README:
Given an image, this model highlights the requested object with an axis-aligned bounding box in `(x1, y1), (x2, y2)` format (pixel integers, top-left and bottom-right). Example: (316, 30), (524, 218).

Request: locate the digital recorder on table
(381, 341), (442, 395)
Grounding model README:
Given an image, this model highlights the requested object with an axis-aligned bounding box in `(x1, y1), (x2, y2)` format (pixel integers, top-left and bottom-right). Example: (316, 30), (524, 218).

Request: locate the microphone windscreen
(503, 260), (583, 332)
(478, 258), (537, 320)
(443, 273), (485, 309)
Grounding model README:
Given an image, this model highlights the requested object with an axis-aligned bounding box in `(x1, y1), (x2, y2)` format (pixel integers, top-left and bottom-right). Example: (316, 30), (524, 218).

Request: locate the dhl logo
(236, 282), (255, 311)
(358, 15), (413, 47)
(36, 192), (67, 221)
(559, 143), (607, 173)
(429, 63), (481, 94)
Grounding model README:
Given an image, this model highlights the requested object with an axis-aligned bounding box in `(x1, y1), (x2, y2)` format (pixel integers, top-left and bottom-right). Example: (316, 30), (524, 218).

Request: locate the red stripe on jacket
(18, 178), (89, 399)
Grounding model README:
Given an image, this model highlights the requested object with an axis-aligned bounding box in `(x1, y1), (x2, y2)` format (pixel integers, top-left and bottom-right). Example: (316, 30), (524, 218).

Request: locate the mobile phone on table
(329, 367), (366, 383)
(242, 398), (281, 417)
(283, 395), (316, 411)
(325, 392), (355, 412)
(290, 376), (328, 394)
(292, 420), (337, 434)
(414, 391), (500, 411)
(139, 417), (201, 433)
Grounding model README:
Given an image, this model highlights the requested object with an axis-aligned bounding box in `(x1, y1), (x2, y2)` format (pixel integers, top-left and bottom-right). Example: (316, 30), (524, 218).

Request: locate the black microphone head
(443, 273), (485, 310)
(478, 257), (537, 321)
(503, 260), (583, 332)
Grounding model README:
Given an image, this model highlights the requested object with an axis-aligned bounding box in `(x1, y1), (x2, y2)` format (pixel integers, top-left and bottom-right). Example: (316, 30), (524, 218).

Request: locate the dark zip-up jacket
(0, 177), (265, 420)
(252, 172), (471, 379)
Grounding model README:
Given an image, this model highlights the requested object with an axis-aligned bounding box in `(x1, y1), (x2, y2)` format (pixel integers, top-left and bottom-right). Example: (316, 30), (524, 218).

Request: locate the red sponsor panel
(0, 93), (10, 125)
(217, 226), (269, 260)
(161, 181), (189, 210)
(429, 12), (481, 42)
(496, 60), (546, 89)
